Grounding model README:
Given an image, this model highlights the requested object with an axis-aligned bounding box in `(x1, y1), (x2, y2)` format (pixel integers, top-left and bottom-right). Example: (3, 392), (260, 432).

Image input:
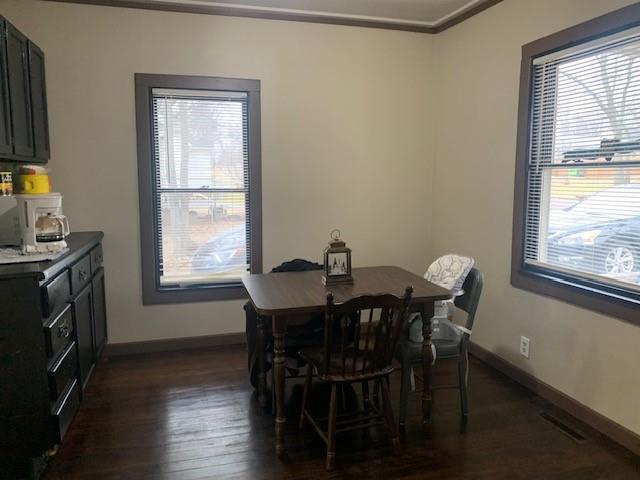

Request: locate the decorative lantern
(322, 229), (353, 286)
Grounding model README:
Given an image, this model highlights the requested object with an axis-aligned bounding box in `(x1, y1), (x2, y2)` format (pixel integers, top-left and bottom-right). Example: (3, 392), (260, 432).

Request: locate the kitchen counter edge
(0, 231), (104, 283)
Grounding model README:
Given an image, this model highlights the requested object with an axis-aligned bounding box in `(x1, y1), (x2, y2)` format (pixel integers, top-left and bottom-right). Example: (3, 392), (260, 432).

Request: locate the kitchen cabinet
(73, 282), (95, 390)
(0, 16), (49, 163)
(0, 232), (105, 479)
(5, 21), (34, 159)
(28, 41), (49, 162)
(92, 267), (107, 358)
(0, 20), (12, 156)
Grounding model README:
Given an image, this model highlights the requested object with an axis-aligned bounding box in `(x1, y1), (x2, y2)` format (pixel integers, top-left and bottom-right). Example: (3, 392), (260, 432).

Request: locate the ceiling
(50, 0), (501, 32)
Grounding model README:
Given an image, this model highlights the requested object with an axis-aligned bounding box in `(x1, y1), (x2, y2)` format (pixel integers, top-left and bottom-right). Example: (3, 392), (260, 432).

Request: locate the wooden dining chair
(298, 286), (413, 471)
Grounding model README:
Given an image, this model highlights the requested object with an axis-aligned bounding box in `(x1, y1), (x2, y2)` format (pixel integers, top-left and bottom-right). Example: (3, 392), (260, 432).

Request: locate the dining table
(242, 265), (452, 455)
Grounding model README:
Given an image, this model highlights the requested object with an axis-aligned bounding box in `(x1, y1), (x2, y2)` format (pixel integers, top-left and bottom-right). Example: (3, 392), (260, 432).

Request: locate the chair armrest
(453, 325), (472, 336)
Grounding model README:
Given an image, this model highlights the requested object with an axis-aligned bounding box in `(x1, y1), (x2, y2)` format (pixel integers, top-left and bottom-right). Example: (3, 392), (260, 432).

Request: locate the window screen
(525, 28), (640, 290)
(151, 88), (251, 287)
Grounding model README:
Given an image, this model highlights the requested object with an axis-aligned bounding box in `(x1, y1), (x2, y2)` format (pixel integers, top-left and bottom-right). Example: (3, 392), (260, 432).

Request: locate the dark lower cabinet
(5, 21), (34, 159)
(0, 277), (50, 480)
(47, 342), (77, 401)
(52, 380), (80, 443)
(0, 232), (105, 480)
(72, 283), (95, 391)
(92, 268), (107, 358)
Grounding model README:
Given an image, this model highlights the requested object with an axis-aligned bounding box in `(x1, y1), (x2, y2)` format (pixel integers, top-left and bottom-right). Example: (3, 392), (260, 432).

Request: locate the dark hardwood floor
(43, 346), (639, 479)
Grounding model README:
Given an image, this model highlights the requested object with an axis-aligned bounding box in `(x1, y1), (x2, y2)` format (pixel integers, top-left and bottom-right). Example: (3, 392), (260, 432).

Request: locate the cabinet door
(0, 19), (12, 156)
(72, 284), (95, 391)
(91, 268), (107, 359)
(5, 22), (33, 158)
(27, 41), (48, 162)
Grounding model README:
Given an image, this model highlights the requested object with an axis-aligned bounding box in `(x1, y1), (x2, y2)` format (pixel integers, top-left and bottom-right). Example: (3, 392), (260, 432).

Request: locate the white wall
(432, 0), (640, 435)
(0, 0), (436, 344)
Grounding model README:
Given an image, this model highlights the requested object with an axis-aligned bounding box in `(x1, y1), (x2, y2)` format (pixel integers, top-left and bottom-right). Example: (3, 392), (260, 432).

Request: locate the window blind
(525, 30), (640, 290)
(151, 88), (251, 287)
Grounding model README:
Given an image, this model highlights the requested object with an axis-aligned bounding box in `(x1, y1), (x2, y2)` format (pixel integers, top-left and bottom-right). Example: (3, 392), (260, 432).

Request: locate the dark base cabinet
(73, 283), (95, 390)
(0, 232), (105, 479)
(92, 268), (107, 358)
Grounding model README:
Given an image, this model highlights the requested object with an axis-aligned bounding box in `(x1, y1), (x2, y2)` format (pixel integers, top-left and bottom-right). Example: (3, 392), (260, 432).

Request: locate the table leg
(272, 316), (286, 456)
(256, 315), (267, 409)
(422, 301), (435, 429)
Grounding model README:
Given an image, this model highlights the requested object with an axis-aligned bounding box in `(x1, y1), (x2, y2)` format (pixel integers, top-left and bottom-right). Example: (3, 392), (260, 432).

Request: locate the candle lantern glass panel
(322, 230), (353, 286)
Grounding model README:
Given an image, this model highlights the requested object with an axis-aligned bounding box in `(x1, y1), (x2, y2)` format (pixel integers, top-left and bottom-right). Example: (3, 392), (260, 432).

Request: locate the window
(135, 74), (262, 304)
(512, 4), (640, 325)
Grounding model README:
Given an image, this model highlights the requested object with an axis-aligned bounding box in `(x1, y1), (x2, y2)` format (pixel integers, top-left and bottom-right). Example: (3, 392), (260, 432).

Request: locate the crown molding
(44, 0), (503, 34)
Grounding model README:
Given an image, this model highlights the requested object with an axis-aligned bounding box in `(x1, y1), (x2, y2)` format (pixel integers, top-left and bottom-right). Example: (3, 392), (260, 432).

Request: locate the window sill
(142, 282), (248, 305)
(511, 266), (640, 327)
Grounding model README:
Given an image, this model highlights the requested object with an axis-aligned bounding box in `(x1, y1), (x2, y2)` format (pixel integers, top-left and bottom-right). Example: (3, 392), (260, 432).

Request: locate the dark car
(547, 184), (640, 278)
(191, 225), (248, 275)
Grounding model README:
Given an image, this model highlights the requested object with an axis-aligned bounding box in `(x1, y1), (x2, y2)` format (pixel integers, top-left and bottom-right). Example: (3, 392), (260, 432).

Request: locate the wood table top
(242, 265), (452, 316)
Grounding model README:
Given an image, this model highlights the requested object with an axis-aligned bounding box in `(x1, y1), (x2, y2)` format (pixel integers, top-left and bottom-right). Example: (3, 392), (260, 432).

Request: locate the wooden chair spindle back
(322, 287), (413, 379)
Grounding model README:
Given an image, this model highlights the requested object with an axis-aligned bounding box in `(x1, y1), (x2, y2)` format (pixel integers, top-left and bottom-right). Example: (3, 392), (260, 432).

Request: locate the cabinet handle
(58, 323), (70, 338)
(79, 269), (88, 281)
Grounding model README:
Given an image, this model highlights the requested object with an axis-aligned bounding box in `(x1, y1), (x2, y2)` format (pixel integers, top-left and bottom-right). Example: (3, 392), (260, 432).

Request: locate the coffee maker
(0, 193), (70, 253)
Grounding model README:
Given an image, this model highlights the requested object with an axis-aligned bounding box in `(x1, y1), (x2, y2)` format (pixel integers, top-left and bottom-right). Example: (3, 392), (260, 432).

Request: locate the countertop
(0, 231), (104, 283)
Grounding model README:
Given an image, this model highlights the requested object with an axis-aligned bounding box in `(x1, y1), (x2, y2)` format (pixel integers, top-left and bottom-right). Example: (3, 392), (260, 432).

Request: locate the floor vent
(539, 412), (588, 443)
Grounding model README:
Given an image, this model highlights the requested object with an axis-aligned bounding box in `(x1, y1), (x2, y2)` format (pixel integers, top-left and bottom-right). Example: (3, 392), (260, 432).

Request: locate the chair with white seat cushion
(396, 257), (482, 427)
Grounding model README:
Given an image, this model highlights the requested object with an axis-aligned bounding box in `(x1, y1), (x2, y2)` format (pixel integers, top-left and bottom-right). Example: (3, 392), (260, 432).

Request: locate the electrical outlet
(520, 336), (530, 359)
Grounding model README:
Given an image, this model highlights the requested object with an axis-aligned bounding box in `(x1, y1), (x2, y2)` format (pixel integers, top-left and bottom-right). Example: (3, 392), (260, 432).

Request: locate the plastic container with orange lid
(16, 165), (52, 194)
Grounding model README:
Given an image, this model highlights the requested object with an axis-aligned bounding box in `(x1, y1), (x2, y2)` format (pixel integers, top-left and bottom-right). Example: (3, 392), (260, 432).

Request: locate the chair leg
(271, 368), (276, 416)
(410, 367), (416, 392)
(372, 379), (380, 408)
(399, 363), (412, 428)
(326, 384), (338, 471)
(362, 381), (370, 410)
(340, 384), (347, 411)
(380, 377), (401, 455)
(458, 352), (469, 425)
(299, 364), (312, 429)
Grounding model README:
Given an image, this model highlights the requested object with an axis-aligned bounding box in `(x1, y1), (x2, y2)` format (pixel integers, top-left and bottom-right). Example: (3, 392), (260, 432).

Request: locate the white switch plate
(520, 336), (530, 358)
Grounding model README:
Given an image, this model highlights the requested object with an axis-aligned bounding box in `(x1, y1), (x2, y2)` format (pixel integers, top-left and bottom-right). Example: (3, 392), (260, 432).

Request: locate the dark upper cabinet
(28, 41), (49, 162)
(0, 20), (12, 156)
(0, 17), (49, 163)
(5, 21), (34, 159)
